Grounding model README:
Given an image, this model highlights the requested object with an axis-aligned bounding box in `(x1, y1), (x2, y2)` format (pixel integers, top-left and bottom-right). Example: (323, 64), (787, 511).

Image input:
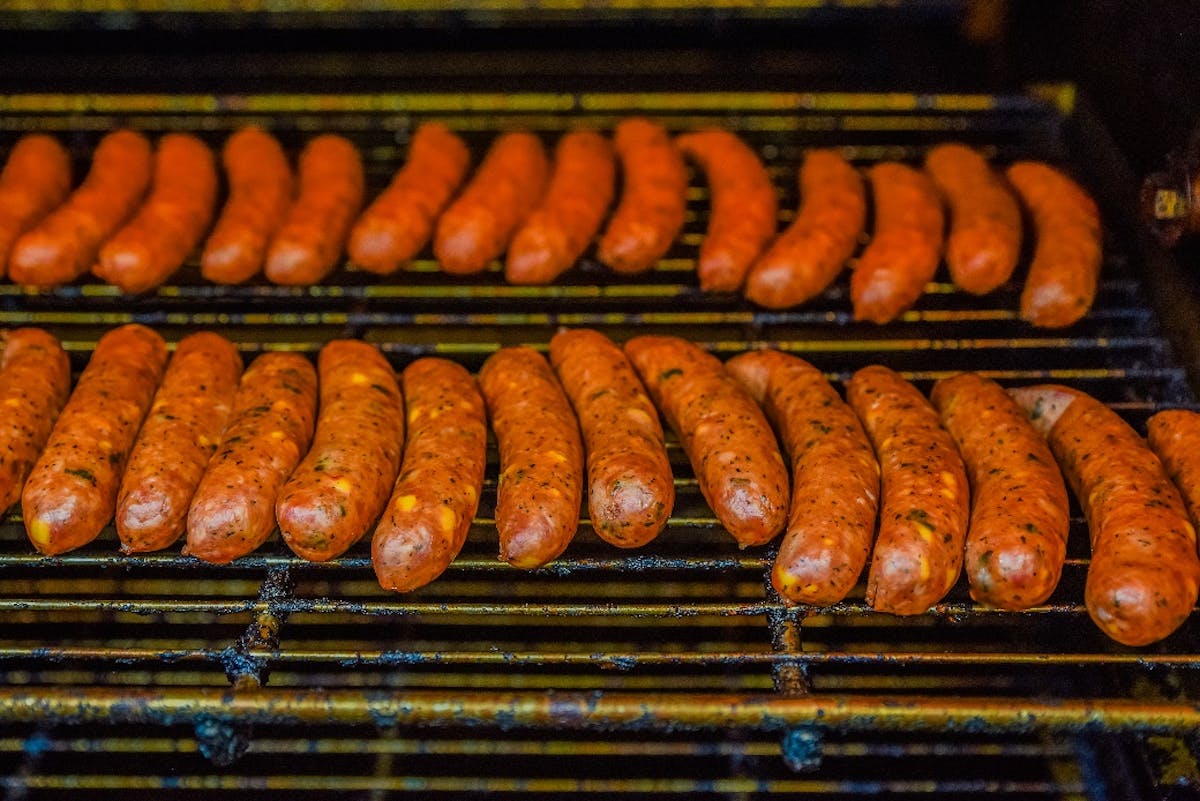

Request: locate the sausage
(21, 324), (167, 555)
(505, 131), (616, 285)
(277, 341), (404, 562)
(924, 144), (1021, 295)
(349, 122), (470, 274)
(95, 133), (218, 294)
(1009, 385), (1200, 646)
(478, 347), (584, 568)
(1006, 162), (1102, 329)
(201, 127), (294, 285)
(850, 162), (945, 324)
(624, 335), (788, 547)
(726, 349), (878, 605)
(9, 129), (152, 287)
(744, 149), (865, 309)
(372, 358), (487, 593)
(115, 332), (243, 554)
(264, 134), (364, 286)
(549, 328), (673, 548)
(0, 328), (70, 512)
(185, 352), (317, 564)
(846, 365), (969, 615)
(1148, 409), (1200, 527)
(434, 132), (549, 275)
(930, 373), (1069, 610)
(596, 118), (688, 274)
(0, 135), (72, 278)
(675, 130), (778, 293)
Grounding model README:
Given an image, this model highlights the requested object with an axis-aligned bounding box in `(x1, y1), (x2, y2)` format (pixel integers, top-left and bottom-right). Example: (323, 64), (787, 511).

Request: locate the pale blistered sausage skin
(0, 328), (70, 512)
(0, 135), (72, 278)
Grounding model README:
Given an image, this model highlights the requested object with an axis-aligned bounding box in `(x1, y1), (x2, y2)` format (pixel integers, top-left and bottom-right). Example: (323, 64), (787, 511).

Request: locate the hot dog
(0, 328), (70, 512)
(0, 135), (71, 278)
(1147, 409), (1200, 527)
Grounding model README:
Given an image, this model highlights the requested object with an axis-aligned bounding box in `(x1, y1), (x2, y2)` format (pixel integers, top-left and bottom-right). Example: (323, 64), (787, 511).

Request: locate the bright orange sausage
(0, 328), (71, 512)
(0, 135), (72, 278)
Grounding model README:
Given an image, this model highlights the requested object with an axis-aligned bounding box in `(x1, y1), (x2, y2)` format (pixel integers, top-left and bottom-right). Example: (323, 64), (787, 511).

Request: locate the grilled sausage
(1009, 385), (1199, 646)
(0, 328), (70, 512)
(201, 127), (294, 285)
(185, 352), (317, 564)
(1148, 409), (1200, 527)
(9, 129), (152, 287)
(264, 134), (364, 286)
(434, 132), (549, 275)
(0, 135), (71, 278)
(675, 130), (778, 293)
(96, 133), (218, 294)
(549, 328), (674, 548)
(850, 162), (945, 324)
(625, 335), (788, 547)
(744, 149), (865, 309)
(372, 358), (487, 593)
(924, 143), (1021, 295)
(846, 365), (969, 615)
(596, 118), (688, 274)
(506, 131), (616, 285)
(22, 324), (167, 555)
(726, 349), (878, 605)
(115, 332), (243, 554)
(277, 341), (404, 562)
(931, 373), (1069, 609)
(1006, 162), (1102, 329)
(478, 347), (584, 568)
(349, 122), (471, 275)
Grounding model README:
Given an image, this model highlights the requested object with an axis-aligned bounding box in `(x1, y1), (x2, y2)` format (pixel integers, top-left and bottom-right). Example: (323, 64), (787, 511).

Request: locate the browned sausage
(478, 347), (584, 568)
(1006, 162), (1102, 329)
(115, 332), (243, 554)
(931, 373), (1069, 609)
(549, 328), (674, 548)
(277, 341), (404, 562)
(506, 131), (616, 285)
(596, 118), (688, 274)
(22, 324), (167, 555)
(372, 358), (487, 593)
(850, 162), (945, 324)
(726, 349), (878, 605)
(0, 135), (72, 278)
(1009, 385), (1199, 645)
(624, 335), (788, 547)
(846, 365), (969, 615)
(0, 328), (70, 511)
(1148, 409), (1200, 527)
(185, 352), (317, 564)
(744, 149), (865, 309)
(675, 130), (778, 293)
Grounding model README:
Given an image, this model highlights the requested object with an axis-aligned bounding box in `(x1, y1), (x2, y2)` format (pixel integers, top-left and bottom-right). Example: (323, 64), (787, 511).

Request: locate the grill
(1, 89), (1199, 798)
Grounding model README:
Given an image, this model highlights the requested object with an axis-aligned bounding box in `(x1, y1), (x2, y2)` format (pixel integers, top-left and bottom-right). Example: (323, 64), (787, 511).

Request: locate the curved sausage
(277, 340), (404, 562)
(185, 352), (317, 564)
(549, 328), (673, 548)
(264, 134), (364, 286)
(0, 135), (72, 278)
(434, 132), (549, 275)
(924, 143), (1021, 295)
(726, 349), (878, 605)
(96, 133), (218, 294)
(478, 347), (584, 568)
(22, 324), (167, 555)
(506, 131), (616, 285)
(596, 118), (688, 274)
(349, 122), (470, 274)
(1006, 162), (1102, 329)
(850, 162), (945, 324)
(675, 130), (777, 293)
(1148, 409), (1200, 527)
(744, 149), (865, 309)
(846, 365), (969, 615)
(624, 335), (788, 547)
(931, 373), (1069, 610)
(0, 328), (70, 511)
(115, 332), (243, 554)
(9, 129), (152, 287)
(201, 127), (294, 285)
(1009, 385), (1199, 646)
(372, 358), (487, 593)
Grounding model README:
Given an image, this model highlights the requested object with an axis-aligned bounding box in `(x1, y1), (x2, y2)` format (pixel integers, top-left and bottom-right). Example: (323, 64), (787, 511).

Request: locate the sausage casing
(0, 328), (71, 512)
(0, 135), (72, 277)
(1148, 409), (1200, 527)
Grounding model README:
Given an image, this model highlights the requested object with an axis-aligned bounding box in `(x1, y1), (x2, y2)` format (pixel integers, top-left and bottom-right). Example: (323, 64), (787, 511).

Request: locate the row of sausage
(0, 123), (1100, 326)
